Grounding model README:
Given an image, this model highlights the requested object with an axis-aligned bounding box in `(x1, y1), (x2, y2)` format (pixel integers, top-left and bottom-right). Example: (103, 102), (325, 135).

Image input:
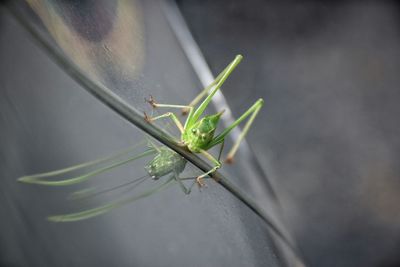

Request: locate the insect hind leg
(207, 98), (264, 164)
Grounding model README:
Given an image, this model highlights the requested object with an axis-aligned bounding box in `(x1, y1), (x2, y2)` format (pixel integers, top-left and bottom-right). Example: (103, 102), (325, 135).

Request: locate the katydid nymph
(144, 54), (264, 186)
(17, 54), (263, 222)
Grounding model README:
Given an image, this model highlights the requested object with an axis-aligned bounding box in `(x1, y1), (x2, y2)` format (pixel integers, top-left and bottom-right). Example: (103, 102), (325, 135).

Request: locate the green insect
(144, 54), (263, 186)
(18, 55), (263, 221)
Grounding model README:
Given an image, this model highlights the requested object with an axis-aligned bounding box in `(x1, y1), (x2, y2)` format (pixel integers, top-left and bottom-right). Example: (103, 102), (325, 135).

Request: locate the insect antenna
(18, 140), (147, 182)
(48, 175), (176, 222)
(69, 173), (150, 200)
(18, 149), (156, 186)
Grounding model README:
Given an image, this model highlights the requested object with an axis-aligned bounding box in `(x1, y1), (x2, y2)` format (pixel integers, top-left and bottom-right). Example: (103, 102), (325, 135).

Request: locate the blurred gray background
(178, 1), (400, 266)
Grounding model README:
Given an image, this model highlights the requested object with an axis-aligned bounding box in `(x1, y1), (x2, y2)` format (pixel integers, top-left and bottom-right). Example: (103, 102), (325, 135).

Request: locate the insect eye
(191, 128), (197, 134)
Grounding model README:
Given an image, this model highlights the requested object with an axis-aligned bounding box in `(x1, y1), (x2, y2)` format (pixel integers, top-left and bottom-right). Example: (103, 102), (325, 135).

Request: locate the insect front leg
(181, 57), (240, 115)
(145, 95), (193, 113)
(144, 96), (195, 131)
(188, 55), (243, 127)
(144, 111), (185, 134)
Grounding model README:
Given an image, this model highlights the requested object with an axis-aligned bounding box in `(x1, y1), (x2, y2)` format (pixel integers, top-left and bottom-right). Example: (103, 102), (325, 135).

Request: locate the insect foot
(224, 156), (235, 164)
(143, 112), (153, 123)
(177, 141), (186, 147)
(196, 176), (207, 188)
(145, 95), (158, 108)
(181, 107), (190, 116)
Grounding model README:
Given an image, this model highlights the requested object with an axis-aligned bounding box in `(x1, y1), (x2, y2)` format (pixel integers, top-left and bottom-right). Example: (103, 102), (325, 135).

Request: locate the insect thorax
(145, 147), (186, 179)
(183, 113), (223, 153)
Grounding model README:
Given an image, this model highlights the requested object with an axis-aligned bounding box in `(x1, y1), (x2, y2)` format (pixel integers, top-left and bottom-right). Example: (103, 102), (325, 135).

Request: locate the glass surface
(0, 1), (304, 266)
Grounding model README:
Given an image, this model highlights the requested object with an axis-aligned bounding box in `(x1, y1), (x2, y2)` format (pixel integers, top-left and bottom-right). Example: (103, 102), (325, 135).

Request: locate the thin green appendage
(196, 150), (221, 181)
(188, 55), (243, 128)
(147, 102), (193, 133)
(17, 140), (147, 182)
(69, 174), (149, 200)
(48, 175), (176, 222)
(226, 99), (264, 160)
(68, 188), (97, 200)
(183, 62), (232, 112)
(150, 112), (185, 134)
(18, 149), (156, 186)
(208, 98), (264, 149)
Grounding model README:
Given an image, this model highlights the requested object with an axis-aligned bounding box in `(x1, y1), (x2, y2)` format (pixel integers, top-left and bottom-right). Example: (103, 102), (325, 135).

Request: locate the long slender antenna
(73, 174), (150, 200)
